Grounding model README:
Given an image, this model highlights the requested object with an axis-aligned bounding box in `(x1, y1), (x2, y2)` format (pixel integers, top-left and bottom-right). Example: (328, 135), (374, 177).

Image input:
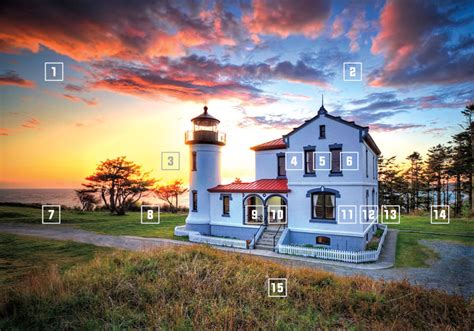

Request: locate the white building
(181, 104), (381, 252)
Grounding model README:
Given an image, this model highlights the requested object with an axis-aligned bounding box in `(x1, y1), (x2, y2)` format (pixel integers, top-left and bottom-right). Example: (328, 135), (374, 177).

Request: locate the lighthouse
(184, 106), (226, 234)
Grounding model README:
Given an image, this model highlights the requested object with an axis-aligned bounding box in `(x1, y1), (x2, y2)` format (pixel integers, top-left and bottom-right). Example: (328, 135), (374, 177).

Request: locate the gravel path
(0, 224), (472, 298)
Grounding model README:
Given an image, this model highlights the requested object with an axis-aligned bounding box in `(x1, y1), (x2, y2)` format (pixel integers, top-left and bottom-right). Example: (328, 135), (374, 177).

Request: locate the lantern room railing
(185, 130), (226, 145)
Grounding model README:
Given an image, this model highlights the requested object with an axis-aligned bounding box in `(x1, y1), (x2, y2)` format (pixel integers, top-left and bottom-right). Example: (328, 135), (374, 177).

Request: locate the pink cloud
(244, 0), (331, 39)
(21, 118), (40, 129)
(0, 128), (9, 136)
(62, 94), (98, 106)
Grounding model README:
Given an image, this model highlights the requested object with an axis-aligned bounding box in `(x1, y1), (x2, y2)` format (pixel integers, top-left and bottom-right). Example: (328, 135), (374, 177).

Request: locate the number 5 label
(314, 152), (331, 171)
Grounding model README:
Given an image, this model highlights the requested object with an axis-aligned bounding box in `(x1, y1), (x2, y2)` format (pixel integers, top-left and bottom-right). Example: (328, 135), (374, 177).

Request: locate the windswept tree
(404, 151), (424, 212)
(378, 155), (406, 208)
(83, 156), (156, 215)
(153, 179), (188, 213)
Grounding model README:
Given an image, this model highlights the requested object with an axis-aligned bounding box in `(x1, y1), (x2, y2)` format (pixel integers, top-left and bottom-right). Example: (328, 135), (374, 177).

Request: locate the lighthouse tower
(184, 106), (226, 234)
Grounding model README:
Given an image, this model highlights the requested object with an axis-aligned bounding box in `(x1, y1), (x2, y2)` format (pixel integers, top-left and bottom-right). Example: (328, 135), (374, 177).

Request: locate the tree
(461, 104), (473, 212)
(75, 188), (99, 211)
(153, 179), (188, 213)
(378, 155), (406, 208)
(404, 152), (424, 212)
(82, 156), (155, 215)
(425, 144), (448, 206)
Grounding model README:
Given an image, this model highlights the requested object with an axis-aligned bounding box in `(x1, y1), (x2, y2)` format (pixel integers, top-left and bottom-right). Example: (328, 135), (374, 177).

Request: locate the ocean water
(0, 189), (189, 208)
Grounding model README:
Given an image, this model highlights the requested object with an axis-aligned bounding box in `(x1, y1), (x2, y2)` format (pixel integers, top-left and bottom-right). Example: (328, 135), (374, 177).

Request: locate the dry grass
(1, 246), (472, 330)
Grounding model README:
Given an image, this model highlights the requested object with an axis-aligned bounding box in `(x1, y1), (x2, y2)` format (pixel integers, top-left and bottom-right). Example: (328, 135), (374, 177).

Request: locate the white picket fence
(189, 232), (248, 249)
(278, 225), (388, 263)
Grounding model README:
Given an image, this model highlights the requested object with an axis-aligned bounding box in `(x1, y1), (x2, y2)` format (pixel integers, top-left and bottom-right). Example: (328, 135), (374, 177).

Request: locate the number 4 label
(431, 205), (450, 224)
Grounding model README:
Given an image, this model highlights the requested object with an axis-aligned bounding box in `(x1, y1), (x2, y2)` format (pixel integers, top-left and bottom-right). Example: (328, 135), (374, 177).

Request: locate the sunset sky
(0, 0), (473, 188)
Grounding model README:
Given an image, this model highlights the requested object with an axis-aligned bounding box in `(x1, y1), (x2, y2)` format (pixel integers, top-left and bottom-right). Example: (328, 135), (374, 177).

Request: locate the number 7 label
(42, 205), (61, 224)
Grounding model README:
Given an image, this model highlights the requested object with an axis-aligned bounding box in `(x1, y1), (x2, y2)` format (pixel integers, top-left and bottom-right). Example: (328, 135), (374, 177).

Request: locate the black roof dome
(191, 106), (220, 124)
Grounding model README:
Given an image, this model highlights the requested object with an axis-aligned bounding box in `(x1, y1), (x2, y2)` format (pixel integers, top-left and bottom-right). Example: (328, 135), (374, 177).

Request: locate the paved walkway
(0, 224), (472, 297)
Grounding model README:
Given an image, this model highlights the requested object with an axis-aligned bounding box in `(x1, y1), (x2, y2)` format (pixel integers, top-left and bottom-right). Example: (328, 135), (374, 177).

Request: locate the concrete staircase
(255, 227), (283, 251)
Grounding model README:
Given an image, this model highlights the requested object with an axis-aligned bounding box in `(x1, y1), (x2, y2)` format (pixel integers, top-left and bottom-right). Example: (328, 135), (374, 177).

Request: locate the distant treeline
(379, 105), (473, 217)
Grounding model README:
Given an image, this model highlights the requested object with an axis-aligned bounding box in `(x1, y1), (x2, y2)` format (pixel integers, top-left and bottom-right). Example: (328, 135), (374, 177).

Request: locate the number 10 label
(141, 205), (160, 224)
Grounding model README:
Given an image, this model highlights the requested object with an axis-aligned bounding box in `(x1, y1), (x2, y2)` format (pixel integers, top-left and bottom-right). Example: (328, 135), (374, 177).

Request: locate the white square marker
(360, 205), (378, 224)
(430, 205), (450, 224)
(380, 205), (400, 224)
(343, 62), (362, 81)
(42, 205), (61, 224)
(268, 278), (287, 297)
(314, 152), (331, 171)
(141, 205), (160, 224)
(267, 205), (287, 224)
(245, 205), (264, 224)
(341, 151), (359, 171)
(337, 205), (357, 224)
(285, 152), (303, 171)
(161, 152), (180, 170)
(44, 62), (64, 81)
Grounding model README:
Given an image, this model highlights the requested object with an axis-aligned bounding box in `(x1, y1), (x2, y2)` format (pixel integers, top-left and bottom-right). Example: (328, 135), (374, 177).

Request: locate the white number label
(383, 209), (397, 220)
(347, 156), (352, 166)
(434, 209), (446, 219)
(342, 209), (353, 219)
(271, 282), (284, 293)
(48, 209), (55, 220)
(291, 156), (297, 166)
(251, 209), (258, 220)
(350, 67), (356, 77)
(271, 209), (284, 220)
(319, 156), (326, 166)
(51, 66), (56, 77)
(147, 209), (153, 220)
(363, 209), (376, 220)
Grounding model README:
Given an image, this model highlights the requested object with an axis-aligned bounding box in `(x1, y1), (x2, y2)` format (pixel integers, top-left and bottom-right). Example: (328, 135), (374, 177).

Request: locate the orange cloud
(62, 94), (98, 106)
(244, 0), (331, 39)
(0, 128), (9, 136)
(21, 118), (40, 129)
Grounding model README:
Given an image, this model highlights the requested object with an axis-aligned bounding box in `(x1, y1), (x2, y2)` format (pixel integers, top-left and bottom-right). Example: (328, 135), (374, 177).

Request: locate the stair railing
(272, 223), (283, 248)
(252, 223), (265, 249)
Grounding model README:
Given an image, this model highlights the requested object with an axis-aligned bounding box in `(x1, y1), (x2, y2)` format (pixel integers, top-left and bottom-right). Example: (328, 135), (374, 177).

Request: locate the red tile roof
(250, 137), (287, 151)
(208, 179), (290, 193)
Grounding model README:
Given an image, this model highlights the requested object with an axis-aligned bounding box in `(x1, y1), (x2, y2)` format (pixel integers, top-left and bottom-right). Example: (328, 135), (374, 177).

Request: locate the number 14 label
(431, 205), (449, 224)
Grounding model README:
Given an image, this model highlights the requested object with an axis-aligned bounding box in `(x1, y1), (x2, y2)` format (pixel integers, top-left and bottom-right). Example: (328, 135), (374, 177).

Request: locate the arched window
(244, 195), (264, 224)
(316, 236), (330, 245)
(312, 192), (335, 220)
(266, 195), (287, 224)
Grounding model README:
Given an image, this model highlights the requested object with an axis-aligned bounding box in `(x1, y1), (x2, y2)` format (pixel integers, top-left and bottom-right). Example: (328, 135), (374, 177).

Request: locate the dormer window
(319, 125), (326, 139)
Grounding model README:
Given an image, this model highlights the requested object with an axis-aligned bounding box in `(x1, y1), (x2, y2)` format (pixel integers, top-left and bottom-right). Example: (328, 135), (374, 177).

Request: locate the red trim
(208, 179), (290, 193)
(250, 137), (287, 151)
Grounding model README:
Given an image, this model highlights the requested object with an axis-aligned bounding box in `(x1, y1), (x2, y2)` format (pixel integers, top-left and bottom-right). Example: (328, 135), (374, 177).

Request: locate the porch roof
(208, 179), (290, 193)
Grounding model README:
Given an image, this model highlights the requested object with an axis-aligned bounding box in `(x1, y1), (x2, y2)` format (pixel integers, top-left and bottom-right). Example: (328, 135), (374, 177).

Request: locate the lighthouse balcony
(185, 130), (226, 145)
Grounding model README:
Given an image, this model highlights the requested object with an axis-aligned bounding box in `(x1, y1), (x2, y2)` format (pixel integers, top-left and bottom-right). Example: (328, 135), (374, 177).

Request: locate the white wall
(255, 149), (285, 180)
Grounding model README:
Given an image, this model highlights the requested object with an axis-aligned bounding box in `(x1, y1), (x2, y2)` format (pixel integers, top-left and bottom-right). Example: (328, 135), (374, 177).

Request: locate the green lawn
(0, 232), (114, 289)
(0, 205), (187, 240)
(386, 215), (473, 267)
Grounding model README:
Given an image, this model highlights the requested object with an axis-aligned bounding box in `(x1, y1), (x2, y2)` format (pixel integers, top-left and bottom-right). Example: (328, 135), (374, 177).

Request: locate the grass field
(0, 205), (187, 240)
(1, 205), (472, 268)
(0, 244), (470, 329)
(0, 233), (114, 289)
